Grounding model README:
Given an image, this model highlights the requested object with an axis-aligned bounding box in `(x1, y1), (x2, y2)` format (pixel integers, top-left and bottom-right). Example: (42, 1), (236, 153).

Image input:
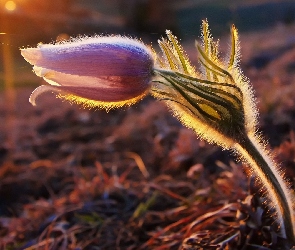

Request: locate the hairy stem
(234, 135), (294, 241)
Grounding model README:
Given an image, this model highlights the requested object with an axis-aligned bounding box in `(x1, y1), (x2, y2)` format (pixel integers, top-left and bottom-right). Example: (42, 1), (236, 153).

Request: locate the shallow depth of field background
(1, 0), (295, 249)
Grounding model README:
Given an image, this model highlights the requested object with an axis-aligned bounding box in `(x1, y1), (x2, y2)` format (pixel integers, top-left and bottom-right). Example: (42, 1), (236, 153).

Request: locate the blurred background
(1, 1), (295, 248)
(0, 0), (295, 87)
(1, 0), (295, 161)
(0, 0), (295, 164)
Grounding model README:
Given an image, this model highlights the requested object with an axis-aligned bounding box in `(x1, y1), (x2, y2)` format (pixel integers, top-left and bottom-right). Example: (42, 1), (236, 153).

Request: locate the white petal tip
(29, 98), (37, 106)
(21, 48), (41, 65)
(29, 85), (60, 106)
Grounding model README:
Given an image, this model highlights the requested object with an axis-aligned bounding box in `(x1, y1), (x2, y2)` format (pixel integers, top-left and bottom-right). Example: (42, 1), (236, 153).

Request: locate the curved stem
(234, 135), (294, 242)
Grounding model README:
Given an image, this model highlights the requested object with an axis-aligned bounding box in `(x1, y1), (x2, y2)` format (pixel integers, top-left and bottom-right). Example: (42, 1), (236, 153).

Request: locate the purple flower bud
(21, 36), (154, 109)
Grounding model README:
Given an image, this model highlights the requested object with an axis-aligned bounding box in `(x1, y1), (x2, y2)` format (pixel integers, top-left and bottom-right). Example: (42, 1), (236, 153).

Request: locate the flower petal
(34, 67), (150, 101)
(35, 65), (147, 87)
(29, 85), (62, 106)
(57, 84), (147, 102)
(21, 36), (154, 78)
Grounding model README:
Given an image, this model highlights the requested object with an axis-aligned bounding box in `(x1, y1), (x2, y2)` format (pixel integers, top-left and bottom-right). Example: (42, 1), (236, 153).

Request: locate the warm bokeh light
(56, 33), (70, 43)
(4, 0), (16, 12)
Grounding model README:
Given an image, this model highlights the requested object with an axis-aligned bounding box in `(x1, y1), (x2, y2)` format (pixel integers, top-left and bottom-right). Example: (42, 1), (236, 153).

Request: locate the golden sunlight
(4, 0), (16, 12)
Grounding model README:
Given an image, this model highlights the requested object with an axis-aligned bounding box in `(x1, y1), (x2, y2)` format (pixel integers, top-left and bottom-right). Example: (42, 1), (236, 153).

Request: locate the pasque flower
(21, 36), (154, 109)
(22, 21), (295, 243)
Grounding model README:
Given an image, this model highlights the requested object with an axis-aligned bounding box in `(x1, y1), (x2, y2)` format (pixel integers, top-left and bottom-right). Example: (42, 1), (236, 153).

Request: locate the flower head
(21, 20), (295, 243)
(21, 36), (154, 110)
